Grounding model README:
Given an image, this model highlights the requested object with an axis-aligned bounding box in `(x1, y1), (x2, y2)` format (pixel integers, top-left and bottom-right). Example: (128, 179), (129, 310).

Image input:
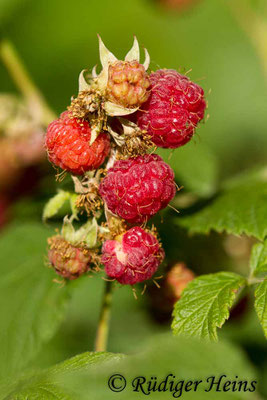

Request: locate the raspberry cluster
(44, 37), (206, 286)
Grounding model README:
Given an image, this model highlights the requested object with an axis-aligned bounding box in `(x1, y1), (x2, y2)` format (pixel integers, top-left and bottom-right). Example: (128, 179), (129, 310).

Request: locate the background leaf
(177, 167), (267, 239)
(172, 272), (246, 340)
(1, 336), (260, 399)
(157, 142), (219, 197)
(0, 223), (70, 380)
(255, 279), (267, 338)
(0, 352), (123, 400)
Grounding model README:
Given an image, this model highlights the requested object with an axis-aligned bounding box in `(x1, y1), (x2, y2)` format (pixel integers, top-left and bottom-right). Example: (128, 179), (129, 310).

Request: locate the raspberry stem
(95, 279), (113, 352)
(0, 38), (56, 125)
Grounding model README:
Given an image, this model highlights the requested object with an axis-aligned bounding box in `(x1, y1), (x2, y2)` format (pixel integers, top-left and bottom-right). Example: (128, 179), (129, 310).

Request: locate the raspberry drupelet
(99, 154), (176, 224)
(48, 235), (91, 280)
(101, 226), (164, 285)
(137, 69), (206, 148)
(107, 60), (150, 107)
(45, 111), (110, 175)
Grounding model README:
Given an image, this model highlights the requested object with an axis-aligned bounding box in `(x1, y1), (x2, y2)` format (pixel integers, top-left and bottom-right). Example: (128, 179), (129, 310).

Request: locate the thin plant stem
(95, 279), (113, 352)
(0, 38), (56, 125)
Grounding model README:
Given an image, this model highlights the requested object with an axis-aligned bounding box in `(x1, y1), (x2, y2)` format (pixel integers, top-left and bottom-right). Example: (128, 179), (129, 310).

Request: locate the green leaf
(177, 167), (267, 239)
(2, 336), (259, 400)
(48, 351), (123, 375)
(172, 272), (246, 341)
(43, 190), (70, 221)
(0, 223), (70, 380)
(0, 352), (122, 400)
(255, 279), (267, 338)
(250, 240), (267, 277)
(157, 142), (219, 197)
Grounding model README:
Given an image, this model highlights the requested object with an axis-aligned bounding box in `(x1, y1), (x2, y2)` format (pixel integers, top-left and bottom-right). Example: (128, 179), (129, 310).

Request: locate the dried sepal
(89, 125), (100, 145)
(107, 125), (125, 147)
(78, 69), (91, 93)
(104, 101), (139, 116)
(125, 36), (140, 62)
(143, 48), (150, 71)
(92, 65), (98, 78)
(98, 35), (117, 69)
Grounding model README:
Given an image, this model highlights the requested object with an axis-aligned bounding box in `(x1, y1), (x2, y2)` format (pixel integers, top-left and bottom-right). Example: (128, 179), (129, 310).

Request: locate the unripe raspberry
(107, 61), (150, 107)
(165, 262), (195, 300)
(147, 262), (194, 321)
(101, 227), (164, 285)
(48, 235), (91, 280)
(159, 0), (201, 11)
(137, 69), (206, 148)
(99, 154), (176, 224)
(45, 112), (110, 175)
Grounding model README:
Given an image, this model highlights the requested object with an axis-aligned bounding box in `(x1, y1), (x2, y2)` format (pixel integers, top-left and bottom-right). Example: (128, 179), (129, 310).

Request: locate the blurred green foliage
(0, 0), (266, 398)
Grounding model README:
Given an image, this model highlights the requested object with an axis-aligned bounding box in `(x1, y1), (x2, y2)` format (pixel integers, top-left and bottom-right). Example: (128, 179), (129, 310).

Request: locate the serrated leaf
(250, 240), (267, 277)
(124, 36), (140, 62)
(177, 166), (267, 239)
(172, 272), (246, 341)
(43, 190), (70, 221)
(255, 279), (267, 338)
(0, 223), (70, 380)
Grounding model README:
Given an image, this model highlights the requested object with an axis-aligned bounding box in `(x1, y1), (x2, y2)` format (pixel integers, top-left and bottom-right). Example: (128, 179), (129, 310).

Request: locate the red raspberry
(45, 111), (110, 175)
(137, 69), (206, 148)
(101, 227), (164, 285)
(99, 154), (176, 224)
(107, 61), (150, 107)
(48, 235), (91, 280)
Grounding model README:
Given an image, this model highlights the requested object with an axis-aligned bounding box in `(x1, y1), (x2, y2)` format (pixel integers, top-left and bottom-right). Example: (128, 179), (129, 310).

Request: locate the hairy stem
(0, 38), (56, 125)
(95, 279), (113, 352)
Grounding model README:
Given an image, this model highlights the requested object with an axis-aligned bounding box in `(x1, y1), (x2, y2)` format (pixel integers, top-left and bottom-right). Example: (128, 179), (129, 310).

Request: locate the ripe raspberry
(99, 154), (176, 224)
(107, 61), (150, 107)
(45, 112), (110, 175)
(137, 69), (206, 148)
(48, 235), (91, 280)
(101, 227), (164, 285)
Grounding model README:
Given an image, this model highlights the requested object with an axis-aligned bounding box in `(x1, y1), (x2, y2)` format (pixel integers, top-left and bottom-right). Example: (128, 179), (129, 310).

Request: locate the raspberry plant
(43, 36), (206, 350)
(0, 4), (267, 397)
(42, 36), (267, 351)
